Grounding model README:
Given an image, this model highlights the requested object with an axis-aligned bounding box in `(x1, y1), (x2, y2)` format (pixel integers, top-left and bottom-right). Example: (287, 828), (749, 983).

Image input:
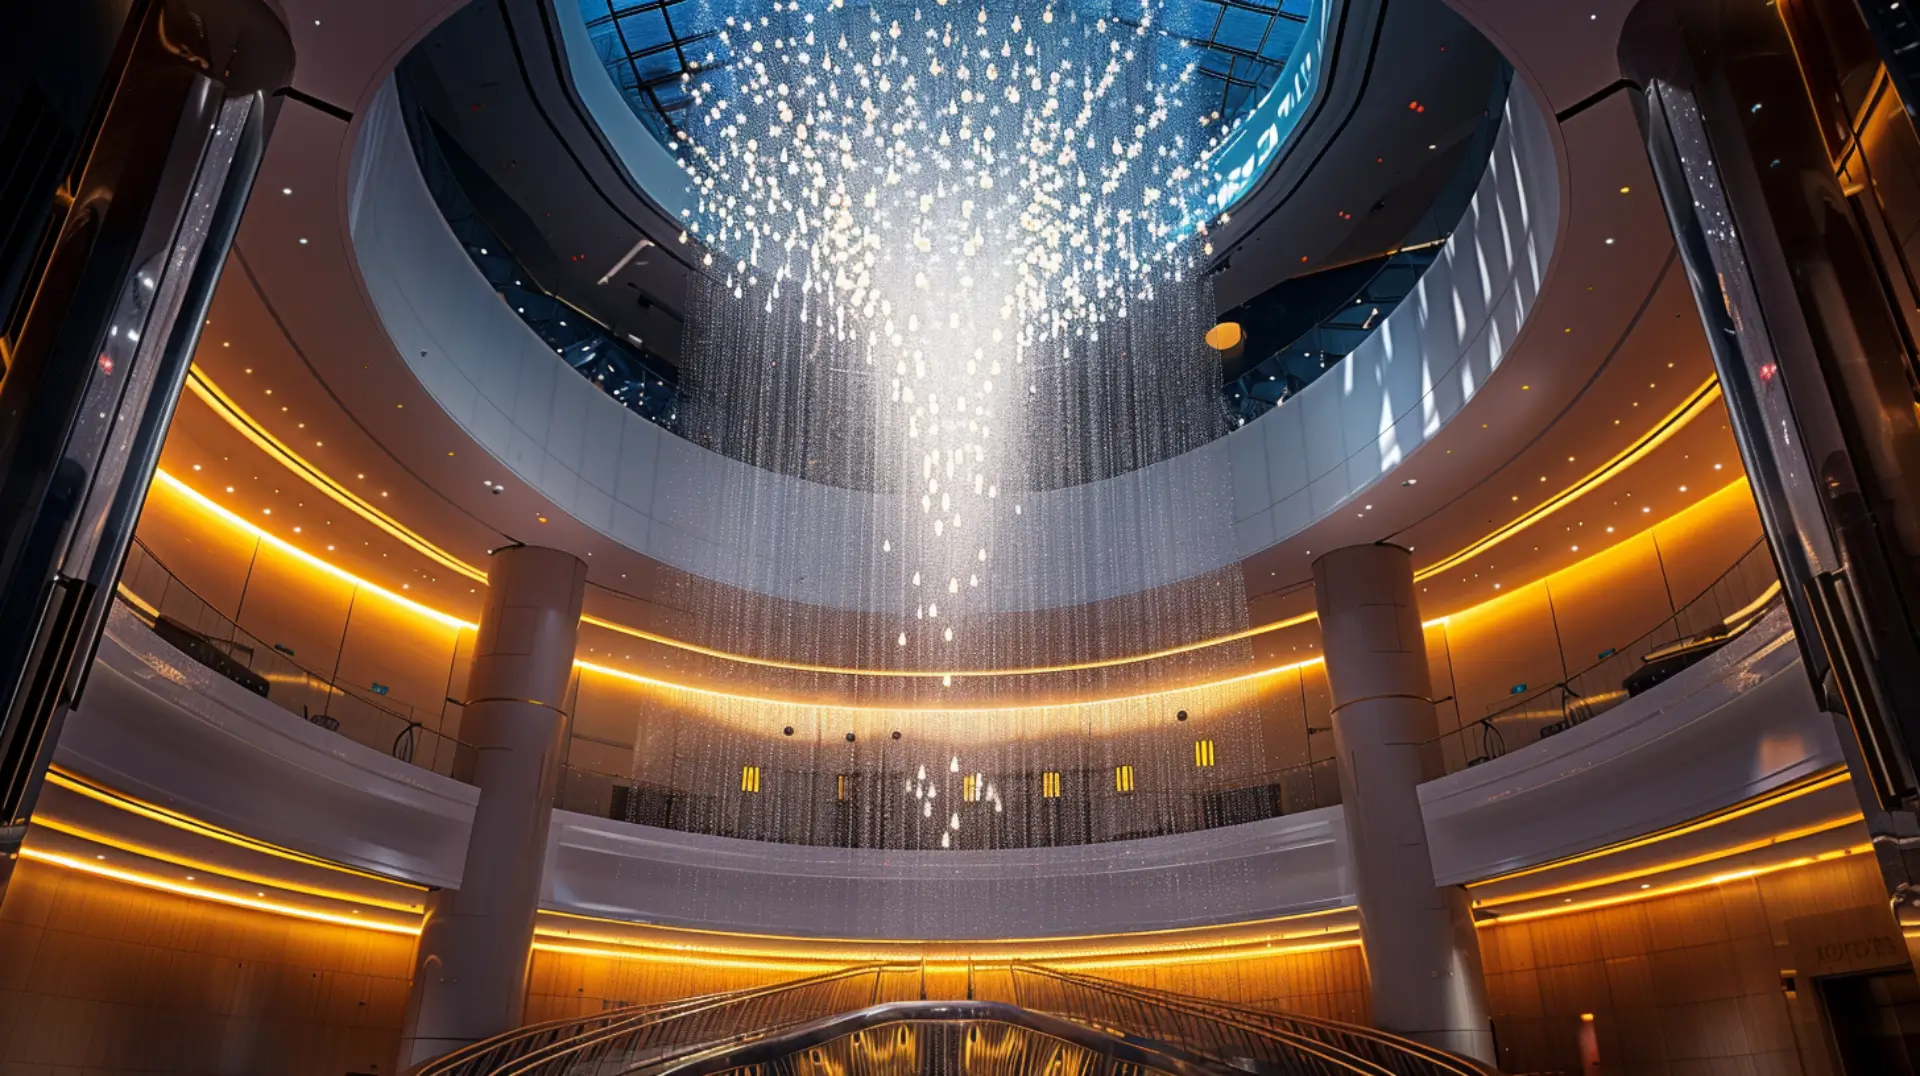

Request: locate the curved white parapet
(48, 604), (1844, 939)
(548, 808), (1348, 939)
(1420, 607), (1844, 885)
(346, 66), (1559, 613)
(1223, 79), (1558, 554)
(56, 606), (477, 889)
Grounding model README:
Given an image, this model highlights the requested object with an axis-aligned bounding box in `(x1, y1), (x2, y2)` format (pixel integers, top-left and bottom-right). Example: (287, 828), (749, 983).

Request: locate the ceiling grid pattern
(577, 0), (1312, 140)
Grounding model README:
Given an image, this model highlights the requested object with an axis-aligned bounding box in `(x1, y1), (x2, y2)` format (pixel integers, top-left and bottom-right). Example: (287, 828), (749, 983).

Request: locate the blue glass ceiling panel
(579, 0), (1313, 142)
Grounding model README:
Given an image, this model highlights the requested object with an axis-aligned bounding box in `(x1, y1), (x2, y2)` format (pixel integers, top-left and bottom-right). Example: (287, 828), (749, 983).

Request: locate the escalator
(413, 963), (1501, 1076)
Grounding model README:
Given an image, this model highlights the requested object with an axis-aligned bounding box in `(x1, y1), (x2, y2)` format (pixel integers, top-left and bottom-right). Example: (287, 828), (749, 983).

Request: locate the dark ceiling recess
(1220, 64), (1511, 427)
(396, 67), (683, 431)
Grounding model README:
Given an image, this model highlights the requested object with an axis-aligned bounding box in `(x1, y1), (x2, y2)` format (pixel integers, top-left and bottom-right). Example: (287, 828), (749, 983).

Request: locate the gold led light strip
(21, 779), (1869, 961)
(156, 462), (1334, 703)
(1468, 768), (1852, 890)
(184, 369), (485, 584)
(578, 610), (1321, 678)
(526, 931), (1365, 972)
(18, 816), (1360, 968)
(153, 469), (476, 631)
(148, 463), (1757, 714)
(17, 847), (421, 935)
(28, 815), (426, 914)
(1471, 813), (1863, 908)
(177, 365), (1725, 679)
(1415, 378), (1722, 581)
(535, 903), (1357, 962)
(24, 827), (1868, 960)
(573, 654), (1325, 714)
(43, 768), (426, 890)
(1474, 844), (1871, 926)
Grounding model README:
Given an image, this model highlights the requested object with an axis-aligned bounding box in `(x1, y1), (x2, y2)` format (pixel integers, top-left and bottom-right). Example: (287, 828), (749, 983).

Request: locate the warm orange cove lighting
(151, 469), (475, 631)
(19, 820), (1361, 970)
(1473, 845), (1872, 926)
(1470, 769), (1853, 891)
(1472, 812), (1863, 908)
(143, 462), (1761, 713)
(1414, 378), (1723, 580)
(573, 654), (1325, 715)
(27, 815), (425, 914)
(183, 369), (485, 584)
(25, 770), (1869, 969)
(43, 767), (423, 890)
(16, 847), (421, 935)
(172, 360), (1733, 681)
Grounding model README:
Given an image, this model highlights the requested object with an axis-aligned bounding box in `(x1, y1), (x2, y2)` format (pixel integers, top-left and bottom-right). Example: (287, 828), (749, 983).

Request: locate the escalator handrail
(412, 965), (895, 1076)
(618, 1000), (1243, 1076)
(410, 986), (765, 1076)
(1002, 966), (1401, 1076)
(1006, 963), (1499, 1076)
(485, 962), (921, 1076)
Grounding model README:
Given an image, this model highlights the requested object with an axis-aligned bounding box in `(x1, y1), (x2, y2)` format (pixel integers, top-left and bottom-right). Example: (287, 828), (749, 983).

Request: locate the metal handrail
(1437, 535), (1780, 768)
(999, 967), (1398, 1076)
(115, 537), (477, 775)
(1000, 964), (1499, 1076)
(409, 982), (766, 1076)
(421, 963), (922, 1076)
(424, 962), (1497, 1076)
(622, 1000), (1236, 1076)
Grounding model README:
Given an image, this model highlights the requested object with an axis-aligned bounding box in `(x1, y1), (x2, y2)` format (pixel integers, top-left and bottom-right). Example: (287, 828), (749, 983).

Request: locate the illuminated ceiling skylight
(580, 0), (1317, 145)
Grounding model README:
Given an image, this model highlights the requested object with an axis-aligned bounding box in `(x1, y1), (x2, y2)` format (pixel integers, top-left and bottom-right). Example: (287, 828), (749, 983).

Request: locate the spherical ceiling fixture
(1204, 322), (1244, 360)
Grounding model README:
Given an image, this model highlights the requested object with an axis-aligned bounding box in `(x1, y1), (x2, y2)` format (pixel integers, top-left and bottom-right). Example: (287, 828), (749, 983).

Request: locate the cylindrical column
(1311, 543), (1491, 1063)
(398, 545), (587, 1070)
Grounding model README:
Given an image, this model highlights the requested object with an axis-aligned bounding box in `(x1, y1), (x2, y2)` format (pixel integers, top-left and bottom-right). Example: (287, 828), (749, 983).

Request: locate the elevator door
(1821, 969), (1920, 1075)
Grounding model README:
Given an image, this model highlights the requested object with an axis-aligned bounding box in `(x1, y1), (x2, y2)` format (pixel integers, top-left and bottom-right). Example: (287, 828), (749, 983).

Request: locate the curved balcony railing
(112, 523), (1780, 850)
(554, 753), (1344, 851)
(1430, 537), (1781, 771)
(113, 538), (476, 780)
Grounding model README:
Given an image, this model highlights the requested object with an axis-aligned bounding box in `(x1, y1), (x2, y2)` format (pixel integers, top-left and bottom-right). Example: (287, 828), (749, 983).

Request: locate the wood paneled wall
(1478, 854), (1892, 1076)
(0, 860), (412, 1076)
(0, 849), (1898, 1075)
